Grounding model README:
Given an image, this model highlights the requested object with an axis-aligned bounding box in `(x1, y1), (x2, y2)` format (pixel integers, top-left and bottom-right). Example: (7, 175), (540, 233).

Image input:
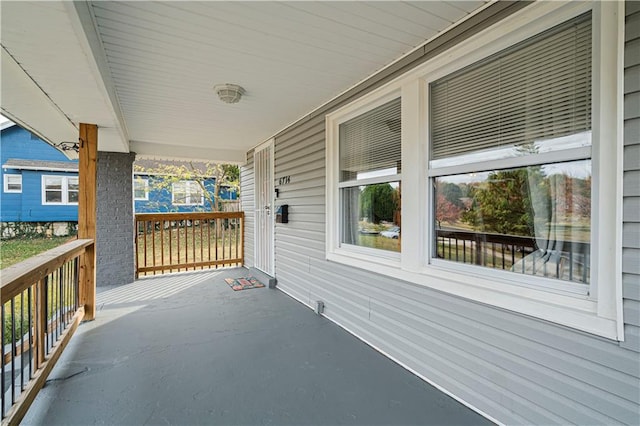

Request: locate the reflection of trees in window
(458, 166), (591, 239)
(360, 183), (398, 224)
(462, 169), (535, 236)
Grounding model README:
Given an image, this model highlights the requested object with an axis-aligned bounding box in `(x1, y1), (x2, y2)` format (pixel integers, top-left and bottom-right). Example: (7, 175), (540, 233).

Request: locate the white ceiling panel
(1, 1), (488, 163)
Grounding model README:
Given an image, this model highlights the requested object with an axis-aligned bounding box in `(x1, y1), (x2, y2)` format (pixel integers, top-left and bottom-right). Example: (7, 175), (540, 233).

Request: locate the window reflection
(342, 182), (401, 252)
(434, 160), (591, 284)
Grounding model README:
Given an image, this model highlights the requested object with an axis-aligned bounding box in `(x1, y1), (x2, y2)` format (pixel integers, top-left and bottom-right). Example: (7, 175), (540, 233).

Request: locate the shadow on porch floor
(23, 268), (490, 425)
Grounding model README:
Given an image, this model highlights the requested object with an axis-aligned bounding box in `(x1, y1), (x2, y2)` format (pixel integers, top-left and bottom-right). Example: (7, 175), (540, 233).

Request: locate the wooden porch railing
(135, 212), (244, 278)
(1, 239), (94, 425)
(436, 229), (590, 283)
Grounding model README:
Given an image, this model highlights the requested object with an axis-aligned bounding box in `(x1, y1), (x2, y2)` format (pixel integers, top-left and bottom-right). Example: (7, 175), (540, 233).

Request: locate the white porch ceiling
(1, 1), (486, 163)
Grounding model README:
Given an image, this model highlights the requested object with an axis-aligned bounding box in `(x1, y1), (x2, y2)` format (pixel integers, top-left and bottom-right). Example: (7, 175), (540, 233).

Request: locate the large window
(172, 180), (204, 206)
(326, 2), (623, 339)
(134, 178), (149, 201)
(3, 174), (22, 193)
(42, 175), (78, 205)
(338, 97), (402, 255)
(429, 13), (592, 290)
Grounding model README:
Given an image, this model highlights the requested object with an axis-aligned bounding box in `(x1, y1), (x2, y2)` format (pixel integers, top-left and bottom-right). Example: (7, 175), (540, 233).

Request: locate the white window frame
(327, 89), (403, 266)
(3, 174), (22, 193)
(171, 180), (204, 206)
(41, 175), (79, 205)
(326, 1), (624, 340)
(133, 178), (149, 201)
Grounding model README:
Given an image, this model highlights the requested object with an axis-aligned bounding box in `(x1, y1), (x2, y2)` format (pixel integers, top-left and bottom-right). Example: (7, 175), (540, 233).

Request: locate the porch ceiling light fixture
(214, 83), (245, 104)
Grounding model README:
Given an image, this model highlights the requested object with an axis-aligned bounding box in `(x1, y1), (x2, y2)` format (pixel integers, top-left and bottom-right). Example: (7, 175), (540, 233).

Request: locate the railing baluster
(20, 290), (25, 392)
(1, 302), (5, 419)
(45, 275), (50, 355)
(235, 218), (239, 262)
(160, 220), (165, 272)
(215, 218), (219, 269)
(152, 221), (157, 276)
(177, 220), (181, 272)
(75, 257), (80, 310)
(184, 220), (189, 270)
(59, 266), (63, 339)
(192, 219), (196, 271)
(199, 220), (203, 270)
(492, 242), (496, 269)
(143, 221), (148, 276)
(28, 286), (33, 381)
(511, 245), (515, 268)
(569, 249), (574, 281)
(208, 219), (212, 266)
(11, 297), (16, 405)
(168, 222), (173, 274)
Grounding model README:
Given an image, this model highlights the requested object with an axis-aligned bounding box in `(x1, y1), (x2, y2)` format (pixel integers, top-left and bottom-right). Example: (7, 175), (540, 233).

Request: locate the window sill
(326, 251), (618, 340)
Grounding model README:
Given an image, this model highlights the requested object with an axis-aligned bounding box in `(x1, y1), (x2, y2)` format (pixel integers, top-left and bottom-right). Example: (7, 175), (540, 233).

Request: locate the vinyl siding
(242, 2), (640, 424)
(622, 1), (640, 354)
(241, 150), (255, 268)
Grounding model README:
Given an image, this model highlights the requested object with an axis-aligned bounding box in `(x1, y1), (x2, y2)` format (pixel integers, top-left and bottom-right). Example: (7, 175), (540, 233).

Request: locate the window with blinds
(429, 12), (594, 288)
(430, 12), (591, 162)
(339, 97), (401, 182)
(336, 96), (402, 254)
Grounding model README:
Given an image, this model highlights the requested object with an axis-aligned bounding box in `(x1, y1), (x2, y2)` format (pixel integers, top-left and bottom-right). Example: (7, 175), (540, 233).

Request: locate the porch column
(96, 151), (136, 287)
(78, 123), (97, 321)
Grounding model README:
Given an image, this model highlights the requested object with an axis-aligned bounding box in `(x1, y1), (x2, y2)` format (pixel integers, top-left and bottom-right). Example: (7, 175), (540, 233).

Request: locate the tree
(435, 192), (462, 229)
(440, 182), (464, 208)
(461, 169), (535, 236)
(360, 183), (397, 223)
(134, 160), (239, 212)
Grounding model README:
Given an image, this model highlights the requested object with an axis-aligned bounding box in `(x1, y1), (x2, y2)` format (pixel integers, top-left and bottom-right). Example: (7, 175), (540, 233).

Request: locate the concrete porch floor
(23, 268), (491, 426)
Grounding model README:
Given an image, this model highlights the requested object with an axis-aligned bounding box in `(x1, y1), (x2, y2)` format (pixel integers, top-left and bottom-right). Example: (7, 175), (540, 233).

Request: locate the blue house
(1, 124), (238, 234)
(1, 121), (79, 226)
(133, 160), (238, 213)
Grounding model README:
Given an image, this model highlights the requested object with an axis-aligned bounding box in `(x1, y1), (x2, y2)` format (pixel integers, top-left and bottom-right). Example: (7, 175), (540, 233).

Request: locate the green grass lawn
(0, 236), (71, 269)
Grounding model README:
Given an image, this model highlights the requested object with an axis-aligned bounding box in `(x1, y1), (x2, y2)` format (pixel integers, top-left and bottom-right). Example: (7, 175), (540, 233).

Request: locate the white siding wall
(242, 2), (640, 424)
(622, 2), (640, 352)
(241, 150), (255, 268)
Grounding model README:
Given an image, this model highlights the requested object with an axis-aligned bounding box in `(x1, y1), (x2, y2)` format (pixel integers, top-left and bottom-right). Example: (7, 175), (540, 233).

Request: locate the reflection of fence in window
(436, 230), (590, 284)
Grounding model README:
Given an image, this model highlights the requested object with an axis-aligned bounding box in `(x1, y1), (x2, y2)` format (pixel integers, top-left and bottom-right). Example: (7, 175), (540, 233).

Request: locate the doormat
(224, 277), (265, 291)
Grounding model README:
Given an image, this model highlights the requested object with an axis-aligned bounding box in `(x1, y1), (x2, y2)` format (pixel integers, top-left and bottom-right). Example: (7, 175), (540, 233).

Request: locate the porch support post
(78, 123), (97, 321)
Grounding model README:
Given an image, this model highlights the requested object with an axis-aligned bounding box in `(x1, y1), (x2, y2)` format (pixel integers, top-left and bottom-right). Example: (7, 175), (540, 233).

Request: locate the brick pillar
(96, 151), (136, 286)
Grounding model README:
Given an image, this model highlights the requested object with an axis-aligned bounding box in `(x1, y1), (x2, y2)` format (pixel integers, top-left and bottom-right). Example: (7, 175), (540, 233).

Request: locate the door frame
(253, 138), (275, 275)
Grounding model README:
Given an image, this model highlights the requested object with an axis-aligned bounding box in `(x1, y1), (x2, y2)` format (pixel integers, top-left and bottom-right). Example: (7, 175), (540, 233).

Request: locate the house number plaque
(278, 176), (291, 185)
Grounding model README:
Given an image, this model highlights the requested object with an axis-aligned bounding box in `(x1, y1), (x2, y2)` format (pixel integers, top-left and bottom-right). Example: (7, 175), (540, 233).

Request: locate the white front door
(254, 139), (274, 275)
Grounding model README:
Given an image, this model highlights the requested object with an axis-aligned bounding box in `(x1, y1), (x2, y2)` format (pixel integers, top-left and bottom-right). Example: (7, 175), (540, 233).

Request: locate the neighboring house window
(134, 178), (149, 200)
(42, 175), (78, 205)
(326, 3), (623, 339)
(172, 180), (204, 205)
(429, 13), (592, 288)
(4, 174), (22, 193)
